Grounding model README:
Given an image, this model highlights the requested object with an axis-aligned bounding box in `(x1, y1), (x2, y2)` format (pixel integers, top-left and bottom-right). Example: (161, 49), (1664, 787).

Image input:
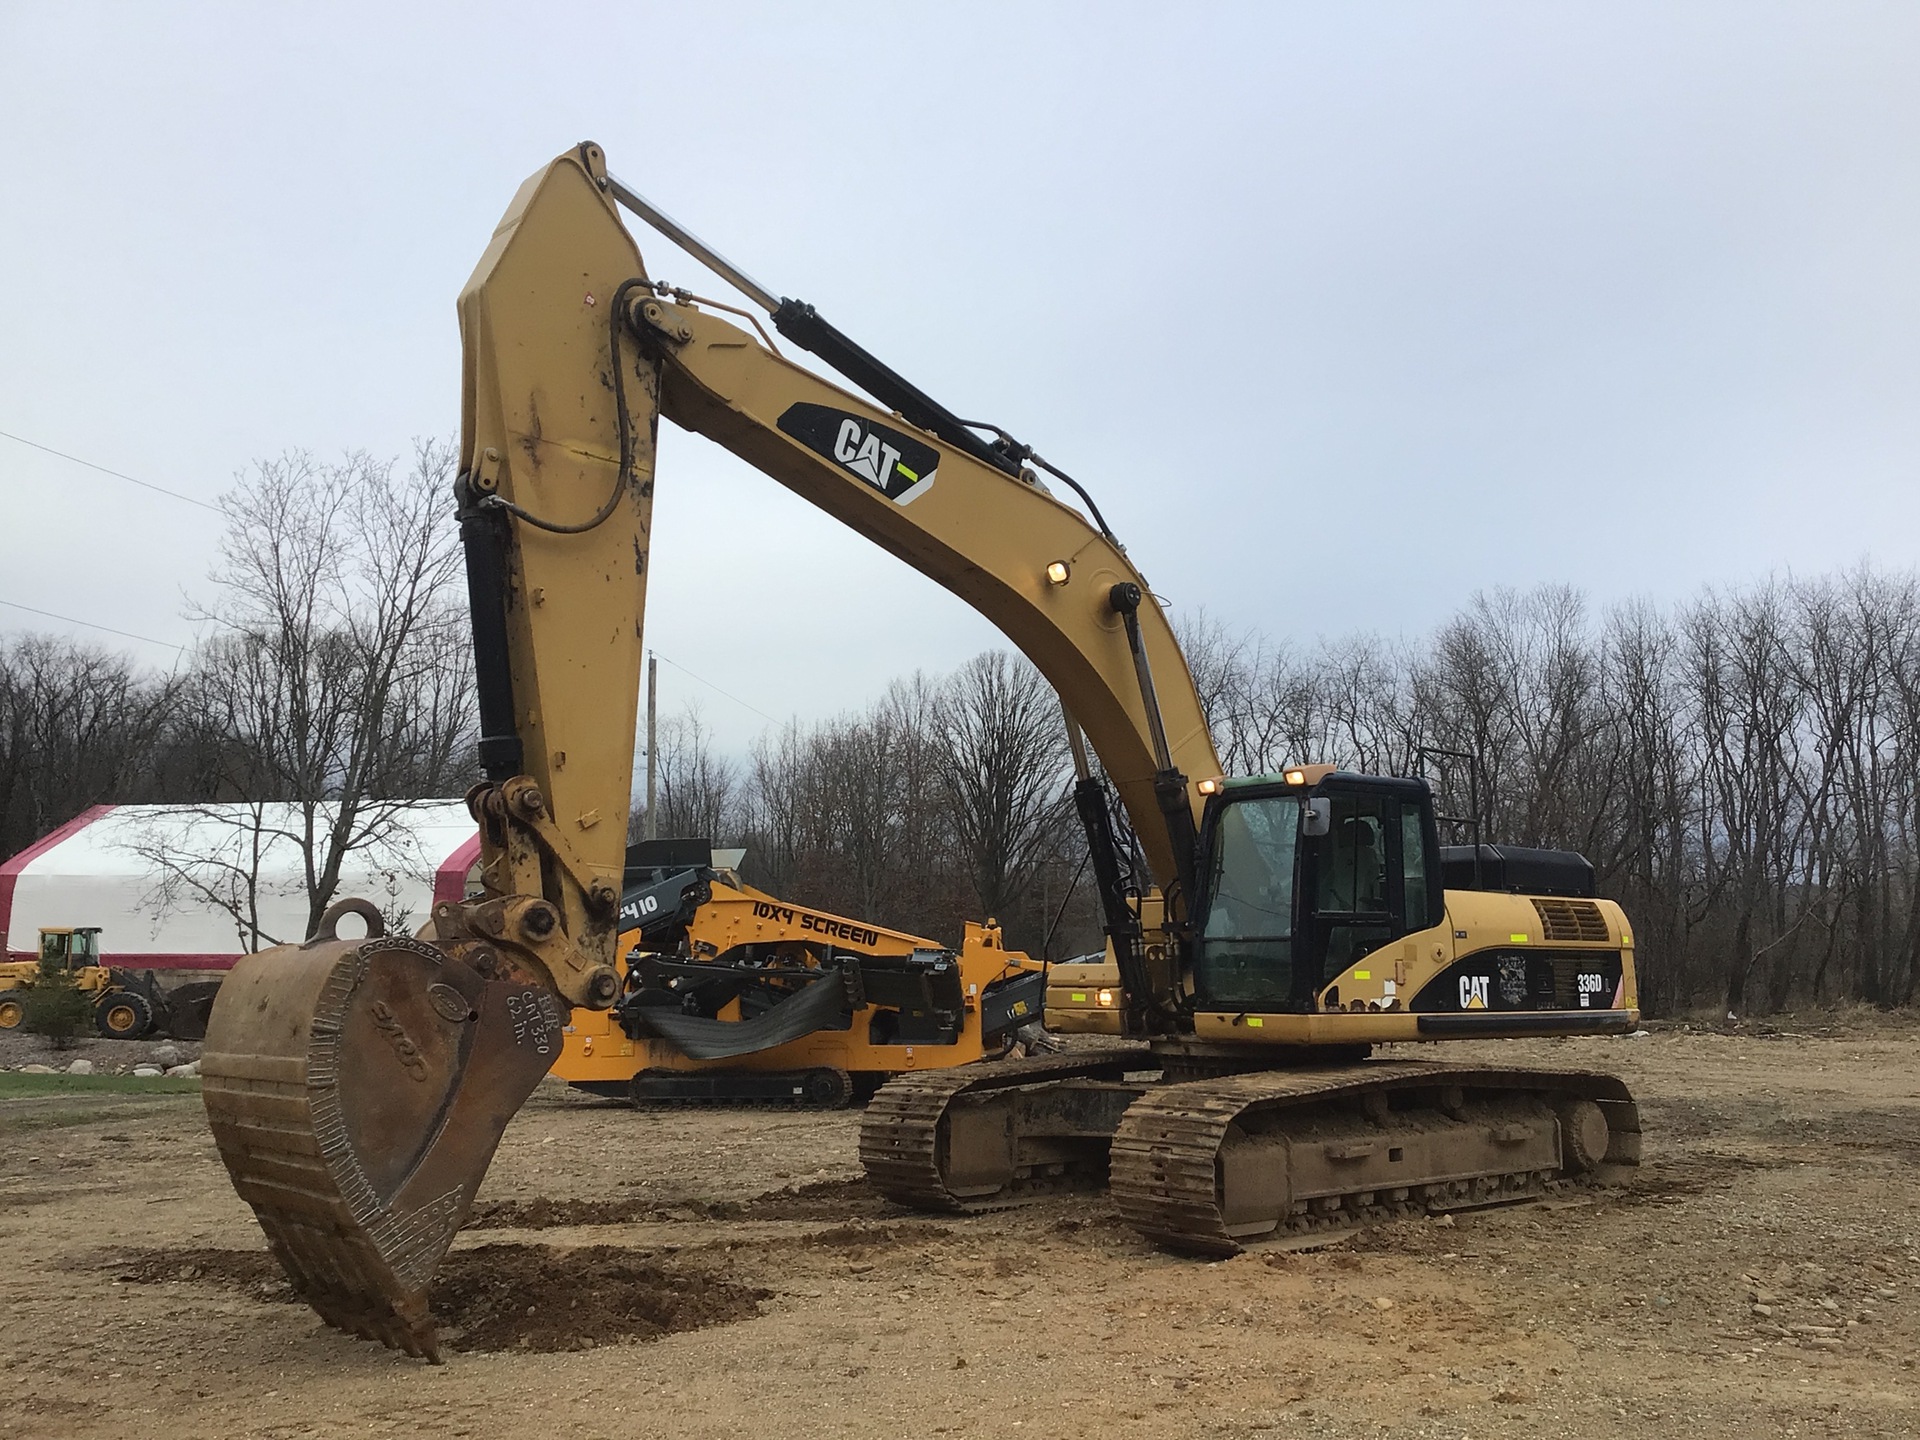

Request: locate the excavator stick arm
(454, 141), (660, 1005)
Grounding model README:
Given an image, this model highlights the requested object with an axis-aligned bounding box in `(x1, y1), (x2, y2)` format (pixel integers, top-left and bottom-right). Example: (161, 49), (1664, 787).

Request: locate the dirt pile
(430, 1243), (769, 1353)
(109, 1243), (769, 1354)
(114, 1246), (283, 1293)
(745, 1177), (890, 1221)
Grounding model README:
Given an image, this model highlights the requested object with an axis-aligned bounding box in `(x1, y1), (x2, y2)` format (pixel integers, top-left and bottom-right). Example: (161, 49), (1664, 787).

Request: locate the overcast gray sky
(4, 3), (1918, 755)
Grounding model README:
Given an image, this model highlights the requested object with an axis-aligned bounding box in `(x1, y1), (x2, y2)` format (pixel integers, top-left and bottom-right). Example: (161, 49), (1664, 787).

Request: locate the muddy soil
(2, 1019), (1918, 1438)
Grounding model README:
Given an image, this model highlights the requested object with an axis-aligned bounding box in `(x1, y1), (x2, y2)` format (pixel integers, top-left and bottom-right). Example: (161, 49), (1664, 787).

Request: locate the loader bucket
(200, 919), (565, 1361)
(160, 980), (223, 1041)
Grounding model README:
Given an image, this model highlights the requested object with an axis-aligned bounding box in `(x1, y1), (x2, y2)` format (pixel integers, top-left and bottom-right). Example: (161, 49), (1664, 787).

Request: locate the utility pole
(645, 652), (658, 840)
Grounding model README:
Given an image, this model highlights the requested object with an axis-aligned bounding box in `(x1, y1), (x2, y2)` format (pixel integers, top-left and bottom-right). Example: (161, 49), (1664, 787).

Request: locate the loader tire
(0, 990), (27, 1031)
(95, 990), (155, 1040)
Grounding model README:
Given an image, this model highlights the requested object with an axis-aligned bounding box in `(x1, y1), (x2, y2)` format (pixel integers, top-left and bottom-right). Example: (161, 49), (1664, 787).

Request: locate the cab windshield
(1193, 795), (1301, 1008)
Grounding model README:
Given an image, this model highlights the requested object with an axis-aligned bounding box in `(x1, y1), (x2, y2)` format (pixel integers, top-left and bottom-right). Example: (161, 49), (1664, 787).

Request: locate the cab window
(1316, 803), (1390, 918)
(1307, 794), (1396, 982)
(1401, 808), (1431, 931)
(1193, 795), (1301, 1008)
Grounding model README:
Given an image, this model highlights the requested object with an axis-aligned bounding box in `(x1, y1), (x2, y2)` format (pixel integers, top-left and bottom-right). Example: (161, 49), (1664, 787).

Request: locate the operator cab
(1190, 768), (1443, 1012)
(38, 926), (102, 971)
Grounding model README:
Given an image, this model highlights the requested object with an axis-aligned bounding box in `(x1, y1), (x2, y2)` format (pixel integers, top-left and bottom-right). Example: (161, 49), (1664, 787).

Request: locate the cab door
(1297, 785), (1443, 1006)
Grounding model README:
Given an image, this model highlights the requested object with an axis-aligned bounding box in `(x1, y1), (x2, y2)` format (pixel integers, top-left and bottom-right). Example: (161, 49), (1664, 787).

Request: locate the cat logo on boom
(775, 403), (940, 504)
(833, 418), (902, 491)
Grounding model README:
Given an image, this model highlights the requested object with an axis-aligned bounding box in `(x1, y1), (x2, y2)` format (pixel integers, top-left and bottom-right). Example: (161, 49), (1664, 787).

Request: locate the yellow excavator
(201, 142), (1641, 1361)
(550, 840), (1047, 1105)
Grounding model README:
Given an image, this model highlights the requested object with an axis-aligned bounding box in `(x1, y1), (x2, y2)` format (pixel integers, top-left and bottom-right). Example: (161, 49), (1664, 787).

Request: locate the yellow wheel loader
(200, 143), (1641, 1360)
(549, 840), (1048, 1106)
(0, 927), (173, 1038)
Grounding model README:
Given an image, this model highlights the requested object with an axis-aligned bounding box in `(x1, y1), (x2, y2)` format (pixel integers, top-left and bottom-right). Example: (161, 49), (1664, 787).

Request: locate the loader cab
(1189, 771), (1444, 1012)
(39, 927), (101, 972)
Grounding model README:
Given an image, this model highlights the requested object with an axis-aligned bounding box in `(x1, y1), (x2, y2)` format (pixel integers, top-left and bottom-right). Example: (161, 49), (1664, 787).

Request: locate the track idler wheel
(200, 901), (567, 1361)
(801, 1067), (853, 1109)
(1555, 1097), (1611, 1173)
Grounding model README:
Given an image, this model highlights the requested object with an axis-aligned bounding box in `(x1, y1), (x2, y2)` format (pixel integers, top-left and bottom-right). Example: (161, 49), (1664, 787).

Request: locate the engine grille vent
(1532, 897), (1610, 943)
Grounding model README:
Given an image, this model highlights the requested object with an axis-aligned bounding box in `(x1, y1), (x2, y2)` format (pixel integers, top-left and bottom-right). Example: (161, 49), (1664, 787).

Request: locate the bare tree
(173, 440), (472, 936)
(936, 652), (1071, 944)
(126, 802), (288, 951)
(0, 636), (177, 859)
(643, 706), (738, 845)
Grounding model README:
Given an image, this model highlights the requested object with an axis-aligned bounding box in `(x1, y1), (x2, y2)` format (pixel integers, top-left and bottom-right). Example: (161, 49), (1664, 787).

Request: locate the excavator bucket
(200, 910), (565, 1361)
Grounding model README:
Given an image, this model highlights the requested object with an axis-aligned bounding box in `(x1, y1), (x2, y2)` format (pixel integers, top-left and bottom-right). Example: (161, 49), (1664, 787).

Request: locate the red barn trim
(434, 831), (482, 907)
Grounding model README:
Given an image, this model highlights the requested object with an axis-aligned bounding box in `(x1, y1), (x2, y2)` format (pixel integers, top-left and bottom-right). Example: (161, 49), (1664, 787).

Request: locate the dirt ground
(3, 1018), (1918, 1440)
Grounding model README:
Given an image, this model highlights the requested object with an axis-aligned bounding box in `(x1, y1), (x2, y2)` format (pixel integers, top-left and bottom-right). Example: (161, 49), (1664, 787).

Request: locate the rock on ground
(65, 1058), (94, 1075)
(0, 1029), (203, 1072)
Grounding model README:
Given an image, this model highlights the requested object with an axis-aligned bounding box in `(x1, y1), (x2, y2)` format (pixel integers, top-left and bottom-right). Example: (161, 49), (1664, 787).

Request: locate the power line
(654, 652), (780, 724)
(0, 427), (223, 513)
(0, 597), (186, 652)
(0, 437), (791, 706)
